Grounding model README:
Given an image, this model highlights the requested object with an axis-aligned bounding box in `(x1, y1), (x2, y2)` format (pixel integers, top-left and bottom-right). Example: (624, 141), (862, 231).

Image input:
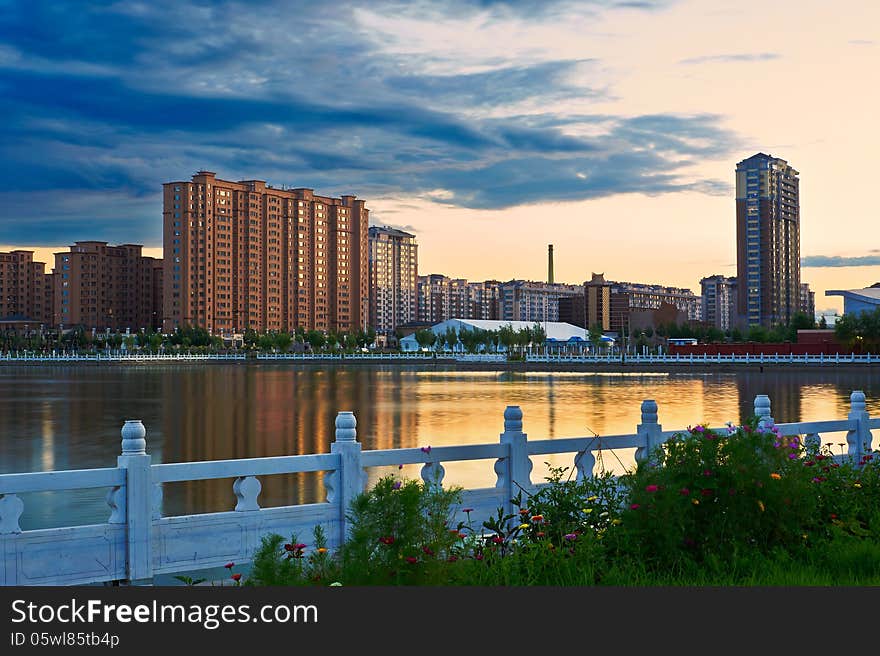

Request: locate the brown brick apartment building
(163, 171), (369, 334)
(54, 241), (162, 331)
(0, 250), (53, 324)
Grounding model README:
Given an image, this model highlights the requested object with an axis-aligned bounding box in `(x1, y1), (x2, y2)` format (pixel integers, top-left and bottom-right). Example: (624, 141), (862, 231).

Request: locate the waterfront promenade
(1, 390), (876, 586)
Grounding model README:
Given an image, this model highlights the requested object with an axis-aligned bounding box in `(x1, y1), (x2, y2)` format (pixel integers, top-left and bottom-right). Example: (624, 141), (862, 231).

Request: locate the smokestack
(548, 244), (554, 284)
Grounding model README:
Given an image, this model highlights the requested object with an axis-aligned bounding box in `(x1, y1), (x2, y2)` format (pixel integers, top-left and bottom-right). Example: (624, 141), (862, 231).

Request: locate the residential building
(799, 282), (815, 319)
(368, 226), (418, 336)
(163, 171), (369, 334)
(610, 280), (702, 321)
(0, 250), (53, 324)
(585, 273), (612, 331)
(700, 275), (738, 331)
(499, 280), (583, 324)
(736, 153), (801, 328)
(53, 241), (162, 332)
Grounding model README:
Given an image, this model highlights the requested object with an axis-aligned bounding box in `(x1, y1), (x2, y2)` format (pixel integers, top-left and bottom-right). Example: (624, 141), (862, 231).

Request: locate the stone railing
(1, 392), (876, 586)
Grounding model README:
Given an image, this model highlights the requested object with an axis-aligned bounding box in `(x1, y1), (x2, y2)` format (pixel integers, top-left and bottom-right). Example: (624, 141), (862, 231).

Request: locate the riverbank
(1, 354), (878, 374)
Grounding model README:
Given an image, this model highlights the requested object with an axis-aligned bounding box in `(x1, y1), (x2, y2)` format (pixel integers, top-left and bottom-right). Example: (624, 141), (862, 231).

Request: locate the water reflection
(1, 364), (877, 530)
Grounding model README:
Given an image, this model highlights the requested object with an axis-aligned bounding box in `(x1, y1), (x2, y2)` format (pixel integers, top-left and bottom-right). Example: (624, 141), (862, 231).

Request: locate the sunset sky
(1, 0), (877, 316)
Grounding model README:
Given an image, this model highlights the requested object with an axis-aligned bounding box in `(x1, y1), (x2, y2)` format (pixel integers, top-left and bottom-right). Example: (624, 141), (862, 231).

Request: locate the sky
(0, 0), (877, 316)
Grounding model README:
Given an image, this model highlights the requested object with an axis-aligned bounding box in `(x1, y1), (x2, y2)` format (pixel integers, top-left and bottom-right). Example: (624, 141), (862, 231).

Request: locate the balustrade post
(495, 406), (532, 518)
(635, 400), (663, 464)
(847, 391), (873, 461)
(328, 411), (365, 545)
(755, 394), (773, 430)
(117, 420), (152, 584)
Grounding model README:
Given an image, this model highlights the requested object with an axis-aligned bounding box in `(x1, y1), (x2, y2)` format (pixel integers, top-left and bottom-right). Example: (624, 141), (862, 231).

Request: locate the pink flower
(679, 487), (690, 496)
(630, 503), (641, 510)
(405, 556), (418, 564)
(645, 484), (659, 493)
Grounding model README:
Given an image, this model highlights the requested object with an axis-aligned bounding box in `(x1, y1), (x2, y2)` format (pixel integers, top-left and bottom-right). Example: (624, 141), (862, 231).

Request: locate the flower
(611, 519), (622, 525)
(770, 473), (781, 480)
(599, 511), (609, 518)
(405, 556), (418, 564)
(536, 531), (545, 538)
(457, 532), (467, 539)
(224, 562), (235, 569)
(702, 470), (712, 477)
(392, 481), (402, 490)
(587, 496), (598, 502)
(582, 508), (593, 514)
(531, 514), (544, 522)
(788, 453), (797, 460)
(700, 488), (713, 497)
(854, 482), (863, 488)
(757, 500), (765, 512)
(462, 507), (474, 513)
(447, 555), (458, 563)
(519, 523), (530, 529)
(693, 425), (704, 432)
(692, 499), (700, 505)
(422, 546), (434, 556)
(420, 446), (432, 454)
(294, 543), (306, 550)
(474, 553), (484, 561)
(645, 484), (659, 493)
(284, 544), (294, 552)
(519, 508), (529, 515)
(679, 487), (690, 496)
(398, 464), (404, 470)
(317, 548), (328, 554)
(630, 503), (641, 510)
(379, 536), (395, 545)
(231, 573), (242, 582)
(491, 536), (504, 544)
(564, 533), (577, 541)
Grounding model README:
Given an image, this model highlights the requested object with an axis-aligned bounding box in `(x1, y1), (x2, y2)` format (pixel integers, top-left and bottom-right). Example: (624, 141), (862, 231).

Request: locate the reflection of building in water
(735, 372), (804, 425)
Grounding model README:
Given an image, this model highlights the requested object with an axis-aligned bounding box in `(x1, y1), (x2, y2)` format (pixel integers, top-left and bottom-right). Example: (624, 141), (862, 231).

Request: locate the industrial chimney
(548, 244), (554, 284)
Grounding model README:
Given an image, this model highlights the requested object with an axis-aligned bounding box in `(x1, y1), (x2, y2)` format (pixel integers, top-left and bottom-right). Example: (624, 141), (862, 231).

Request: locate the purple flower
(392, 481), (402, 490)
(788, 453), (798, 460)
(564, 533), (578, 542)
(398, 464), (404, 470)
(462, 507), (474, 513)
(694, 425), (704, 433)
(420, 446), (432, 454)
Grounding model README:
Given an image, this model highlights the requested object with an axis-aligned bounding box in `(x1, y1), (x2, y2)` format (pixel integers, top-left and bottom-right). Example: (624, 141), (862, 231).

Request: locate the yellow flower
(519, 523), (530, 529)
(692, 499), (700, 505)
(854, 483), (862, 488)
(317, 547), (328, 554)
(587, 496), (598, 502)
(758, 500), (765, 512)
(801, 534), (808, 540)
(770, 473), (781, 480)
(611, 518), (622, 525)
(582, 508), (593, 514)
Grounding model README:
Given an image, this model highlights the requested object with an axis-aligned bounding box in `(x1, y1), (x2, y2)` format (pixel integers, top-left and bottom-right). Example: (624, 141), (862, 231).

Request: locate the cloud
(371, 222), (419, 234)
(0, 0), (729, 245)
(678, 53), (780, 65)
(801, 255), (880, 268)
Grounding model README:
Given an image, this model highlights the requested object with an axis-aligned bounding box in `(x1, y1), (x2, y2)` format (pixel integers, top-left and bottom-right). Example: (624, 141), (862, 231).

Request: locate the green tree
(498, 323), (517, 354)
(588, 323), (604, 353)
(443, 326), (459, 352)
(415, 329), (436, 350)
(306, 330), (326, 351)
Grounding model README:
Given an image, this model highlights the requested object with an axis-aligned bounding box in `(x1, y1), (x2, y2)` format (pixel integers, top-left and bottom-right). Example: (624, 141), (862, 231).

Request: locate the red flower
(422, 546), (434, 556)
(630, 503), (640, 510)
(224, 562), (234, 569)
(447, 555), (459, 563)
(405, 556), (418, 564)
(491, 536), (503, 544)
(536, 531), (545, 538)
(474, 553), (484, 561)
(679, 487), (690, 496)
(379, 536), (395, 545)
(231, 573), (242, 582)
(284, 544), (294, 551)
(645, 484), (659, 493)
(530, 514), (544, 522)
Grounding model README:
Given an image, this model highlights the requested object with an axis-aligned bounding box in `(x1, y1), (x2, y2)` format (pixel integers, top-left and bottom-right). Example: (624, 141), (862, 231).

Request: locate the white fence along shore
(0, 392), (877, 586)
(0, 350), (877, 365)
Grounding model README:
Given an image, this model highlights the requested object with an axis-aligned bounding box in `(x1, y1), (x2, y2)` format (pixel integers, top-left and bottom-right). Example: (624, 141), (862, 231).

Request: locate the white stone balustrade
(1, 390), (877, 586)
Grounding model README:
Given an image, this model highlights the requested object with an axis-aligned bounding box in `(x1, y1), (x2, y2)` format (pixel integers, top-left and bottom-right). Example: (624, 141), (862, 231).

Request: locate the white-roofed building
(825, 285), (880, 316)
(398, 318), (614, 353)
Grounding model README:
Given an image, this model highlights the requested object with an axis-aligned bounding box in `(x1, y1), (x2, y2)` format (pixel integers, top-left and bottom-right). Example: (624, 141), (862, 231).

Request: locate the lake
(1, 363), (878, 530)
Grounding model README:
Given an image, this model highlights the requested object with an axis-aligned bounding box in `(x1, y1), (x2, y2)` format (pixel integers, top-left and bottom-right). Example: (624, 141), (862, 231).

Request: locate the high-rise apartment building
(53, 241), (162, 331)
(163, 171), (369, 334)
(368, 226), (418, 336)
(700, 275), (737, 331)
(585, 273), (612, 331)
(610, 280), (702, 321)
(736, 153), (801, 328)
(0, 250), (53, 324)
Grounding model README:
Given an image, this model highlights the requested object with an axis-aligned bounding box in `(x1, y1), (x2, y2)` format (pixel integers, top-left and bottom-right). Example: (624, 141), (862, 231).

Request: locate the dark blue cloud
(0, 0), (728, 246)
(802, 255), (880, 268)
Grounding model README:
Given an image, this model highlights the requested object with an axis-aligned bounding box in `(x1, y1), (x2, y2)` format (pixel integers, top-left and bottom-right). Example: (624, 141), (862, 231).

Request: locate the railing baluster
(233, 476), (262, 511)
(420, 461), (445, 490)
(0, 494), (24, 534)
